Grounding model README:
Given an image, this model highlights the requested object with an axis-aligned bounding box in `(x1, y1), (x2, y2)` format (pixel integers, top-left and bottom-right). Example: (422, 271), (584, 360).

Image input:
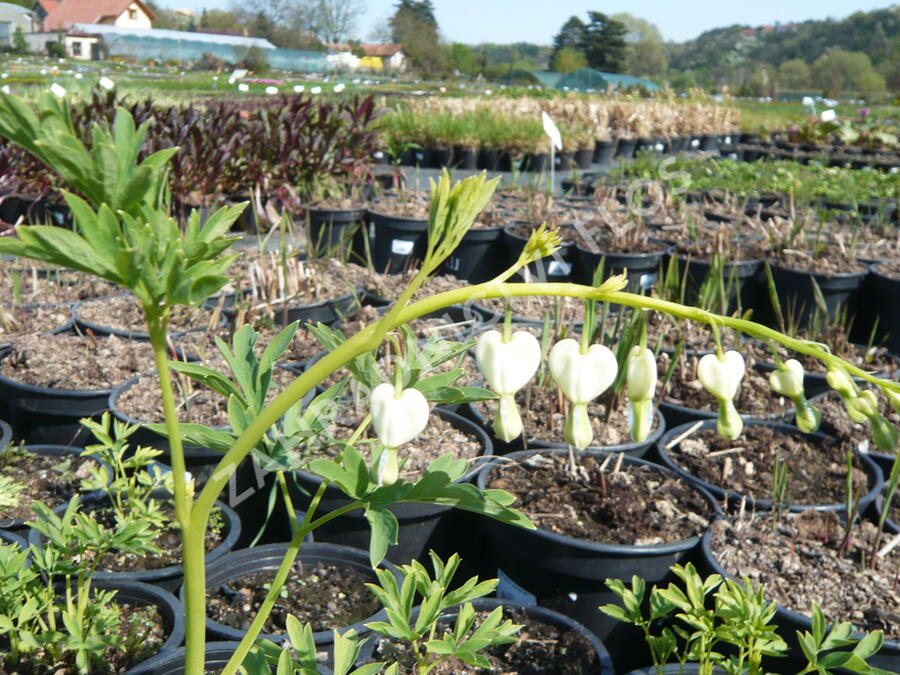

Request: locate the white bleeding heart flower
(370, 382), (430, 449)
(475, 330), (541, 395)
(475, 329), (541, 442)
(697, 351), (745, 440)
(697, 351), (745, 401)
(549, 338), (617, 405)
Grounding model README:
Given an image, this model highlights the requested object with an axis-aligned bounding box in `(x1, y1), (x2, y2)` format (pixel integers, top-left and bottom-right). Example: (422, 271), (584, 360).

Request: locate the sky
(161, 1), (894, 44)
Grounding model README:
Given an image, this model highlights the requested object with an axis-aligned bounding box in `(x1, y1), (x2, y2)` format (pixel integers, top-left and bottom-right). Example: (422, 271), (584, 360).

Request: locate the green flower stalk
(474, 329), (541, 442)
(768, 359), (821, 434)
(549, 338), (618, 450)
(697, 350), (746, 440)
(626, 345), (657, 443)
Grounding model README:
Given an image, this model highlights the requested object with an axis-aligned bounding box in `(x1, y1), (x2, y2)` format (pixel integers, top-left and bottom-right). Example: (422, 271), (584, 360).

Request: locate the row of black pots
(719, 142), (900, 172)
(389, 133), (736, 172)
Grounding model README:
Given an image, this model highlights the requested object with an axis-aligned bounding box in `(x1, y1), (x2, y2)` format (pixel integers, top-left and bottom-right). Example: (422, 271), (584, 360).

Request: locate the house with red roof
(33, 0), (154, 32)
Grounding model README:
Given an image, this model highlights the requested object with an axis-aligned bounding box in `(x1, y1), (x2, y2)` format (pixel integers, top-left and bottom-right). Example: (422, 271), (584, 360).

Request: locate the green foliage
(551, 47), (588, 74)
(812, 50), (886, 99)
(601, 564), (890, 675)
(0, 475), (24, 511)
(365, 552), (521, 674)
(550, 11), (628, 74)
(778, 59), (812, 90)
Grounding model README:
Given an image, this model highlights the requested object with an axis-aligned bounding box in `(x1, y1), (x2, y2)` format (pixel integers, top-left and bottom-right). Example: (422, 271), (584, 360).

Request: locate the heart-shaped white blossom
(475, 330), (541, 395)
(549, 338), (618, 405)
(370, 383), (430, 449)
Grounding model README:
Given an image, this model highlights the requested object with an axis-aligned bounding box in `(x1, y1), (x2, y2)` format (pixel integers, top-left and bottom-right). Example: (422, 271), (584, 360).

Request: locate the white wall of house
(110, 3), (152, 30)
(326, 52), (359, 70)
(65, 34), (99, 59)
(386, 51), (405, 70)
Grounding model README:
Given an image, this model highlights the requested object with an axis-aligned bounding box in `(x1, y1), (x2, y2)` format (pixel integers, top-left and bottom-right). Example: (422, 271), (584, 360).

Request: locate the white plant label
(391, 239), (415, 255)
(541, 111), (563, 151)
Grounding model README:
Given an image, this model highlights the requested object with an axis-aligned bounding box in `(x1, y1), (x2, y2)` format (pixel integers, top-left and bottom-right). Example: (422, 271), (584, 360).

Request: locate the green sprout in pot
(600, 563), (890, 675)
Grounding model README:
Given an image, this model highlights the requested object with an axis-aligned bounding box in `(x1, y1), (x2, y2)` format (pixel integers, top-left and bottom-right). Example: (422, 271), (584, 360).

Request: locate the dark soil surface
(0, 602), (167, 674)
(875, 261), (900, 278)
(369, 192), (429, 220)
(372, 607), (600, 674)
(666, 425), (869, 506)
(0, 303), (71, 340)
(674, 238), (768, 263)
(206, 560), (380, 634)
(116, 366), (299, 427)
(659, 354), (793, 419)
(0, 333), (159, 389)
(587, 233), (670, 256)
(710, 514), (900, 640)
(0, 265), (119, 305)
(77, 295), (219, 334)
(648, 315), (737, 354)
(476, 386), (655, 449)
(476, 295), (585, 324)
(337, 303), (481, 343)
(772, 247), (868, 275)
(486, 452), (713, 545)
(0, 448), (97, 524)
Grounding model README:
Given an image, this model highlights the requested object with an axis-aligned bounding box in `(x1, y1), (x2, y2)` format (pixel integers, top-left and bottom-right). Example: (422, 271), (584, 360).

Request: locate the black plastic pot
(594, 138), (618, 165)
(288, 407), (492, 564)
(0, 528), (26, 548)
(479, 148), (510, 171)
(616, 138), (637, 159)
(439, 226), (506, 283)
(700, 527), (900, 673)
(29, 497), (240, 592)
(764, 261), (868, 331)
(0, 444), (111, 531)
(475, 448), (719, 673)
(574, 148), (594, 170)
(0, 417), (10, 449)
(367, 209), (428, 274)
(210, 286), (363, 327)
(502, 223), (576, 283)
(432, 147), (453, 168)
(626, 665), (726, 674)
(192, 542), (398, 647)
(699, 134), (720, 152)
(454, 146), (479, 170)
(306, 207), (368, 263)
(656, 419), (883, 516)
(862, 263), (900, 354)
(673, 253), (763, 314)
(575, 242), (670, 293)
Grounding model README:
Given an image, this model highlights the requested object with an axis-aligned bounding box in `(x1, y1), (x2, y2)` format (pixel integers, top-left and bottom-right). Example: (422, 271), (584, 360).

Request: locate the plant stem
(219, 483), (362, 675)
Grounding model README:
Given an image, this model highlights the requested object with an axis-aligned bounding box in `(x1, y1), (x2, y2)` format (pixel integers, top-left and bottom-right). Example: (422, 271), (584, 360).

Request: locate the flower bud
(717, 399), (744, 440)
(769, 359), (820, 433)
(850, 390), (879, 419)
(565, 402), (593, 451)
(826, 368), (867, 424)
(626, 346), (657, 442)
(871, 414), (899, 453)
(769, 359), (805, 400)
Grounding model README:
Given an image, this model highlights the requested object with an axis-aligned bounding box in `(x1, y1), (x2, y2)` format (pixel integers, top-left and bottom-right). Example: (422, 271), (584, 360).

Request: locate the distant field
(735, 100), (899, 133)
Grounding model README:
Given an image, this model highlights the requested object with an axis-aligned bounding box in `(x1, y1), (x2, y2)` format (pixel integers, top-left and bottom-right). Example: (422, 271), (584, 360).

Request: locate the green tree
(777, 58), (811, 90)
(612, 13), (667, 77)
(580, 11), (627, 73)
(551, 46), (587, 74)
(199, 8), (243, 32)
(12, 26), (27, 54)
(812, 49), (886, 99)
(448, 42), (477, 75)
(551, 15), (585, 62)
(390, 0), (444, 73)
